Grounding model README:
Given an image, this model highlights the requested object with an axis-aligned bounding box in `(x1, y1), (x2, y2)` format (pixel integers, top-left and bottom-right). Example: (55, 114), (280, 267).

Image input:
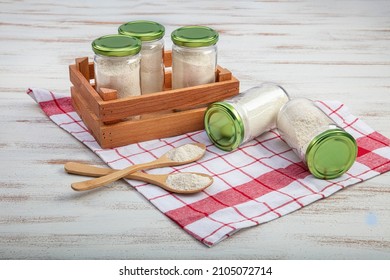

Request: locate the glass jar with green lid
(92, 34), (141, 99)
(204, 83), (290, 151)
(118, 20), (165, 94)
(171, 26), (219, 89)
(277, 98), (357, 179)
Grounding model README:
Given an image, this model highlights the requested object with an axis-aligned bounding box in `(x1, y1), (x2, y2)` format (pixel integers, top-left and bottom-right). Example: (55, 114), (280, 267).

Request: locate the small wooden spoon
(65, 162), (213, 194)
(69, 143), (206, 191)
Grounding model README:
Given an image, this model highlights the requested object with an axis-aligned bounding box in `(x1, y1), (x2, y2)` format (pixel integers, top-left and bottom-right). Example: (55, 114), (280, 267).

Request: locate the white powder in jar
(140, 42), (164, 94)
(94, 55), (141, 99)
(277, 98), (333, 159)
(172, 48), (216, 89)
(166, 144), (205, 162)
(166, 173), (211, 191)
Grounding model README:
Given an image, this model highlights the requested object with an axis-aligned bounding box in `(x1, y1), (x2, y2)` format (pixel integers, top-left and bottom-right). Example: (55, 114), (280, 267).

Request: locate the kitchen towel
(27, 88), (390, 246)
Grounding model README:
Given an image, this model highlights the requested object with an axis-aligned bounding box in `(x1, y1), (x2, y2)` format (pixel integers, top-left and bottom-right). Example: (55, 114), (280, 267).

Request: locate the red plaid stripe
(39, 97), (73, 116)
(27, 88), (390, 247)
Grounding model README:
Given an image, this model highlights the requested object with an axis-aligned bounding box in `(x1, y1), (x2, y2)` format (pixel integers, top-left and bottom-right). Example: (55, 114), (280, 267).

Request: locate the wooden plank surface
(0, 0), (389, 260)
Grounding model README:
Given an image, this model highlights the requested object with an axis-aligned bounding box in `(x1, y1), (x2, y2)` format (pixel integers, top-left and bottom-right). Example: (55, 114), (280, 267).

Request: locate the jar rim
(204, 102), (244, 151)
(92, 34), (141, 57)
(171, 26), (219, 47)
(305, 127), (357, 179)
(118, 20), (165, 41)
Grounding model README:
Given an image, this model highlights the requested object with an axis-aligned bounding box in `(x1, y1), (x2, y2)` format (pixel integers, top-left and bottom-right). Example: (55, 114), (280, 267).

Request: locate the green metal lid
(204, 102), (244, 151)
(92, 34), (141, 57)
(118, 20), (165, 41)
(306, 128), (357, 179)
(171, 26), (219, 47)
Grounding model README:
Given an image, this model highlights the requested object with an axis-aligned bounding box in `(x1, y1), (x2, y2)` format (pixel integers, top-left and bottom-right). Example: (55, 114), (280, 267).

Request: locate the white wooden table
(1, 0), (389, 259)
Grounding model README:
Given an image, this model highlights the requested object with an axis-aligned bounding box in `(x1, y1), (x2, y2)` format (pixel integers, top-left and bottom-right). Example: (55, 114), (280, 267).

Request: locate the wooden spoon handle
(65, 161), (173, 189)
(70, 160), (159, 191)
(68, 142), (207, 191)
(65, 162), (211, 194)
(65, 162), (117, 177)
(65, 161), (167, 184)
(65, 162), (147, 178)
(69, 155), (175, 191)
(65, 162), (212, 194)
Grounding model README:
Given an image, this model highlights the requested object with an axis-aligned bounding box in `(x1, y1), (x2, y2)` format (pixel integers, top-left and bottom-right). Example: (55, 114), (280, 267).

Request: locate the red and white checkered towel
(27, 88), (390, 246)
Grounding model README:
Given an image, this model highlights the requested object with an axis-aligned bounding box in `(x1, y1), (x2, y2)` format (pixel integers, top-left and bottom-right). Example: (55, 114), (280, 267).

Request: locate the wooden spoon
(65, 162), (213, 194)
(69, 143), (206, 191)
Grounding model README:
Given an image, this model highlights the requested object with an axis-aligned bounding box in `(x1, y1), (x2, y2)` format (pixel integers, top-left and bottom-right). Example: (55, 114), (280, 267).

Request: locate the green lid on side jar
(92, 34), (141, 57)
(171, 26), (219, 47)
(306, 128), (357, 179)
(204, 102), (244, 151)
(118, 20), (165, 41)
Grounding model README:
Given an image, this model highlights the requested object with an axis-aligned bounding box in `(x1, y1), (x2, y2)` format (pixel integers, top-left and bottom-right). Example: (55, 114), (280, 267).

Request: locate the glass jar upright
(119, 20), (165, 94)
(277, 98), (357, 179)
(171, 26), (219, 89)
(92, 34), (141, 99)
(204, 83), (290, 151)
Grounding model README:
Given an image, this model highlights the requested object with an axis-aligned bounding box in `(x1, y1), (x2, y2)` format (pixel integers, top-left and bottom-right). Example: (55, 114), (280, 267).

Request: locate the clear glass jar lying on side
(204, 83), (290, 151)
(276, 98), (357, 179)
(118, 20), (165, 94)
(92, 34), (141, 99)
(171, 26), (219, 89)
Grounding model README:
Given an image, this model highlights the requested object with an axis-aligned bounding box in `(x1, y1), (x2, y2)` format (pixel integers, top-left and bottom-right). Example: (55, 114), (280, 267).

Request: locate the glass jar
(204, 83), (290, 151)
(92, 34), (141, 99)
(171, 26), (219, 89)
(277, 98), (357, 179)
(118, 20), (165, 94)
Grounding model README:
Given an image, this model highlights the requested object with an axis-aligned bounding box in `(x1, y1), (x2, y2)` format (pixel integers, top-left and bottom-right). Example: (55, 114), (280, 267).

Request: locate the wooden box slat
(70, 86), (102, 143)
(100, 108), (205, 148)
(75, 57), (90, 81)
(69, 64), (102, 115)
(99, 76), (239, 122)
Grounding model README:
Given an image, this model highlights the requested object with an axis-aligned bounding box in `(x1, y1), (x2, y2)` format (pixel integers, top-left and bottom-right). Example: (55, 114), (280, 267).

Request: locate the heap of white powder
(166, 173), (211, 191)
(166, 144), (205, 162)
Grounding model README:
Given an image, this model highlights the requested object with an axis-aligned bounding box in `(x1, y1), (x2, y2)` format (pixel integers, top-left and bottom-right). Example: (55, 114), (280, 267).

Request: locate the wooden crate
(69, 50), (240, 148)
